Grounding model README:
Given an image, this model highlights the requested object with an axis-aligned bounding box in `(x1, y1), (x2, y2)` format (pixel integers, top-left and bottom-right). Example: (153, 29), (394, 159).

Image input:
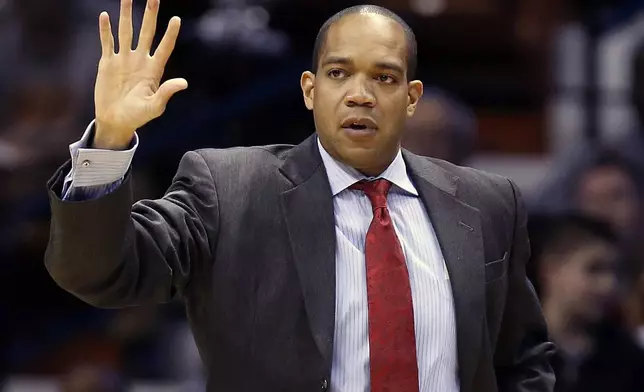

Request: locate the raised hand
(94, 0), (187, 149)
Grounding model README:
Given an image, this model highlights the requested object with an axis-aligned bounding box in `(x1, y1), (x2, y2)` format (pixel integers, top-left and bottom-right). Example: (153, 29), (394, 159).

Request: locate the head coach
(45, 0), (555, 390)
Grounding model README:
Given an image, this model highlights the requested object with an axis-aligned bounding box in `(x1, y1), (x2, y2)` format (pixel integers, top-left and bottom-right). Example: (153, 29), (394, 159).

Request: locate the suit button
(321, 378), (328, 390)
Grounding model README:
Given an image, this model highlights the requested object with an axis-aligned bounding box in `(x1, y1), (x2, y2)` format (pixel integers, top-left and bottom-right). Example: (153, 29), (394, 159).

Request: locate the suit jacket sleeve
(45, 150), (219, 308)
(494, 179), (556, 392)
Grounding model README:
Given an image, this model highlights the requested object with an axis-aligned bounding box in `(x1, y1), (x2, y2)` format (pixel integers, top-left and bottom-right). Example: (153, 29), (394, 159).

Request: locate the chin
(338, 143), (377, 158)
(336, 148), (386, 174)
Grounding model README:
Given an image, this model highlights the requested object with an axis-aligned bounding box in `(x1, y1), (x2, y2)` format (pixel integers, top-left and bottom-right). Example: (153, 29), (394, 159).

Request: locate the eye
(328, 69), (347, 79)
(376, 74), (396, 84)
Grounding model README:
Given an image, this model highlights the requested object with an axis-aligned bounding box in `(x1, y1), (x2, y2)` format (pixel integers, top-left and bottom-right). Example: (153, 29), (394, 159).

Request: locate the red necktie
(351, 179), (420, 392)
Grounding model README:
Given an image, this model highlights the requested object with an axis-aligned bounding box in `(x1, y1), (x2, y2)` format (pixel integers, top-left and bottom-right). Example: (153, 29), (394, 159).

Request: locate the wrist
(93, 122), (135, 150)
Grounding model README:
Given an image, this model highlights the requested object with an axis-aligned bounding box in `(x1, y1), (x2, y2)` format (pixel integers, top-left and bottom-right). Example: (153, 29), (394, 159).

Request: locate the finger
(154, 16), (181, 65)
(99, 12), (115, 57)
(153, 78), (188, 112)
(138, 0), (159, 53)
(118, 0), (134, 53)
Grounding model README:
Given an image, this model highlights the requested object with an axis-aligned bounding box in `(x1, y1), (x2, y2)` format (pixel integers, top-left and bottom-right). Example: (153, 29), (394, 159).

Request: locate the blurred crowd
(3, 0), (644, 391)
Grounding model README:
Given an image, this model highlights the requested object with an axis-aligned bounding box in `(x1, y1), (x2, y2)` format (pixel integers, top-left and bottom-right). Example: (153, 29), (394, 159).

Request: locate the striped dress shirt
(317, 140), (459, 392)
(63, 124), (459, 391)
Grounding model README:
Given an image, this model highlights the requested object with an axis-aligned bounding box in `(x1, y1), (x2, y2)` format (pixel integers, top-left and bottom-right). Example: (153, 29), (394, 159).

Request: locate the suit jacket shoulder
(193, 143), (295, 176)
(189, 143), (300, 196)
(423, 157), (521, 245)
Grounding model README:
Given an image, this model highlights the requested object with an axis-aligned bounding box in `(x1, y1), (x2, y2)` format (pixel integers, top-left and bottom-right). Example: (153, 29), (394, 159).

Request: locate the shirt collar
(317, 137), (419, 197)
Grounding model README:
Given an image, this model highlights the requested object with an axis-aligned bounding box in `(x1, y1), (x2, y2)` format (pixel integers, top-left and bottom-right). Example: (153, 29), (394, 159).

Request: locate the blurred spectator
(59, 365), (126, 392)
(0, 0), (128, 216)
(402, 88), (477, 165)
(533, 148), (642, 244)
(533, 214), (644, 392)
(537, 215), (619, 338)
(573, 151), (642, 241)
(0, 0), (100, 128)
(0, 0), (142, 168)
(0, 2), (166, 380)
(0, 0), (88, 211)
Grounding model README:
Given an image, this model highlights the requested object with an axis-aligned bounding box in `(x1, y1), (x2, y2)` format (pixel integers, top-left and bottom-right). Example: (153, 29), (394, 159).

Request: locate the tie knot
(351, 179), (392, 209)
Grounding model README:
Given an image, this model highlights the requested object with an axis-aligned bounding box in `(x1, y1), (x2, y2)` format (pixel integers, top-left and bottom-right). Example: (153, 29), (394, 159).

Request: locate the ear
(301, 71), (315, 111)
(406, 80), (424, 117)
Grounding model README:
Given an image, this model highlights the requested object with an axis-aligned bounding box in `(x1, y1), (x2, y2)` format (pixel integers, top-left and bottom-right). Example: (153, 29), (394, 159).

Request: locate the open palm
(94, 0), (187, 149)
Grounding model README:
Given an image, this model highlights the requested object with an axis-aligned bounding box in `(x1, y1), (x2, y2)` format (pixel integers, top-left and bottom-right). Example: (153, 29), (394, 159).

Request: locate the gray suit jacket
(45, 134), (555, 392)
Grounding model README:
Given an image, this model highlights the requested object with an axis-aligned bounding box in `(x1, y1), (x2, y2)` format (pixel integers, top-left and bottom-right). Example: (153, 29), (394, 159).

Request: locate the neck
(358, 163), (391, 177)
(349, 147), (401, 178)
(317, 136), (400, 177)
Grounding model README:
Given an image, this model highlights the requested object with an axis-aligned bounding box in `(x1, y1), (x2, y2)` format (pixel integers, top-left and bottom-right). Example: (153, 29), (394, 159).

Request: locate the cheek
(385, 94), (414, 122)
(376, 110), (405, 132)
(312, 101), (332, 126)
(313, 92), (341, 119)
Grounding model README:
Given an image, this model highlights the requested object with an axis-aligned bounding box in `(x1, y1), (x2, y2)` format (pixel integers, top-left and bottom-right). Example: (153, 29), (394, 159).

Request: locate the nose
(344, 76), (375, 108)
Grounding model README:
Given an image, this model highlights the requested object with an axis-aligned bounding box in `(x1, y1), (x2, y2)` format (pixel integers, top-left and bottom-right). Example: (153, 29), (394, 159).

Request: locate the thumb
(154, 78), (188, 108)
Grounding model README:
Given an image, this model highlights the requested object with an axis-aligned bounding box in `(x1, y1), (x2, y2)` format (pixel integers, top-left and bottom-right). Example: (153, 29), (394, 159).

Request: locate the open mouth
(345, 123), (368, 130)
(341, 117), (378, 132)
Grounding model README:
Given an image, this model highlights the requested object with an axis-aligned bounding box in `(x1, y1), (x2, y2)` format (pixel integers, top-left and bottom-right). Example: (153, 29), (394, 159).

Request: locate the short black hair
(527, 213), (618, 297)
(536, 214), (618, 262)
(311, 5), (418, 80)
(579, 148), (644, 196)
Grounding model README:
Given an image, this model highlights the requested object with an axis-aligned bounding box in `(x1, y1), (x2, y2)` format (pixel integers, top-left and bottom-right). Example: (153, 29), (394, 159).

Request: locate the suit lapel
(277, 140), (486, 386)
(279, 135), (336, 369)
(403, 151), (485, 392)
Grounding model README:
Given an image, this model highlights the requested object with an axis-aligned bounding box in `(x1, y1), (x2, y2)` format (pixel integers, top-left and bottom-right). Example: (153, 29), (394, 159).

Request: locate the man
(45, 0), (555, 391)
(532, 214), (644, 392)
(402, 89), (477, 166)
(574, 151), (642, 241)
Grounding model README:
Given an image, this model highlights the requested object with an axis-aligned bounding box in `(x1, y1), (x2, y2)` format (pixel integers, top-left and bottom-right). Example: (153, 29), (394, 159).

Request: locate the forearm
(47, 171), (143, 308)
(46, 150), (219, 308)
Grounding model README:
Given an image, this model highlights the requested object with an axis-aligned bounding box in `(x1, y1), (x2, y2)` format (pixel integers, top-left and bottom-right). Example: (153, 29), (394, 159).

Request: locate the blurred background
(2, 0), (644, 390)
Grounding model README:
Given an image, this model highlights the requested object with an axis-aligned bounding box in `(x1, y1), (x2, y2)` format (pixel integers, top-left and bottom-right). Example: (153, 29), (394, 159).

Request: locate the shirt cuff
(65, 120), (139, 187)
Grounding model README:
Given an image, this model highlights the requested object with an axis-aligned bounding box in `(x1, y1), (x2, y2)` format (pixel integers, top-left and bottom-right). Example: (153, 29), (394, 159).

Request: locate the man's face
(577, 165), (640, 237)
(545, 241), (618, 323)
(300, 13), (423, 175)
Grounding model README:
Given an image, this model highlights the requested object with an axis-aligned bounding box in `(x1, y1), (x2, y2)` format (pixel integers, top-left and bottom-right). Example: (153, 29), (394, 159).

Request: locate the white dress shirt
(317, 140), (458, 392)
(64, 126), (459, 391)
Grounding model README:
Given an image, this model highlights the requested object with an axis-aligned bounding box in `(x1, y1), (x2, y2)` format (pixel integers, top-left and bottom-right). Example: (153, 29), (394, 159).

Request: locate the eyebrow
(321, 56), (405, 75)
(374, 61), (405, 75)
(320, 56), (352, 68)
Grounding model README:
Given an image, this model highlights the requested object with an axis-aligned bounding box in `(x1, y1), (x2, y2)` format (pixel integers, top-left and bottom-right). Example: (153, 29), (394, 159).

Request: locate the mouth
(341, 117), (378, 134)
